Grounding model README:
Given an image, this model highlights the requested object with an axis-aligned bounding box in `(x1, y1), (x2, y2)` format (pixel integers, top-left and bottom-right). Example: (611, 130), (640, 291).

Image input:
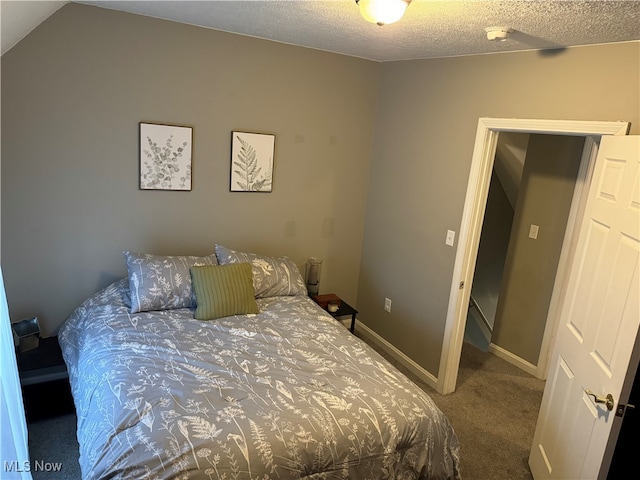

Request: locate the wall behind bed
(1, 3), (379, 336)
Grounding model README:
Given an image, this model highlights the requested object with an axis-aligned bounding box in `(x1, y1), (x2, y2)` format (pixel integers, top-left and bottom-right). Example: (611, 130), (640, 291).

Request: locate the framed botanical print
(140, 122), (193, 191)
(230, 131), (275, 192)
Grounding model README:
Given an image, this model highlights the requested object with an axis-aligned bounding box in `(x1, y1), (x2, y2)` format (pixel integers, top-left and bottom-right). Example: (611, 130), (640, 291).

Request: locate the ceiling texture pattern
(2, 1), (640, 61)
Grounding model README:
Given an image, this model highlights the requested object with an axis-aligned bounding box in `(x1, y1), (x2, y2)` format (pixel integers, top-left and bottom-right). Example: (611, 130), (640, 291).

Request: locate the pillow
(124, 251), (218, 313)
(215, 244), (307, 298)
(190, 263), (259, 320)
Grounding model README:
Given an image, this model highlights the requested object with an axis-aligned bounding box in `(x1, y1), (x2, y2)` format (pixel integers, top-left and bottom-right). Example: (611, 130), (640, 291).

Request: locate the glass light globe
(359, 0), (408, 26)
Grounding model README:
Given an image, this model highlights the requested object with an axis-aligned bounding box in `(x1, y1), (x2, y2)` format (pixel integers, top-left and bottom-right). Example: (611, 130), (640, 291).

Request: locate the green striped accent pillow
(190, 263), (259, 320)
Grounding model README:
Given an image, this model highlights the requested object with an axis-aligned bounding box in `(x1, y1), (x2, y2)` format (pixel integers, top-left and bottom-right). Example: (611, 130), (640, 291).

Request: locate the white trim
(473, 118), (629, 136)
(488, 343), (538, 377)
(356, 321), (438, 391)
(438, 118), (630, 395)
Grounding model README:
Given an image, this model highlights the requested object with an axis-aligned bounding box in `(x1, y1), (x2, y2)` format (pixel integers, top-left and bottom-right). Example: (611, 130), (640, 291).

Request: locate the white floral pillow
(214, 245), (307, 298)
(124, 251), (218, 313)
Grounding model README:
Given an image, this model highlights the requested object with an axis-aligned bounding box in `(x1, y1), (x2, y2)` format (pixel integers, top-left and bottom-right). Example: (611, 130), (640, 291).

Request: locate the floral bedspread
(59, 279), (460, 479)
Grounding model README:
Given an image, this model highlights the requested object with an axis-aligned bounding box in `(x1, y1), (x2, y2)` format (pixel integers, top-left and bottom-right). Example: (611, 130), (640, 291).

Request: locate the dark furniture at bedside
(313, 295), (358, 333)
(16, 336), (74, 421)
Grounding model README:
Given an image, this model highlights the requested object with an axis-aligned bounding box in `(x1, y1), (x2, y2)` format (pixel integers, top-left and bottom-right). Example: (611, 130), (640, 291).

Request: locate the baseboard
(355, 321), (439, 391)
(488, 342), (539, 377)
(356, 320), (539, 389)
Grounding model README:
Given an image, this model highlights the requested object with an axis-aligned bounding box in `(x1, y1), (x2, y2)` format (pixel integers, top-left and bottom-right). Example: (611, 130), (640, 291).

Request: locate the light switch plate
(529, 224), (539, 239)
(446, 230), (456, 246)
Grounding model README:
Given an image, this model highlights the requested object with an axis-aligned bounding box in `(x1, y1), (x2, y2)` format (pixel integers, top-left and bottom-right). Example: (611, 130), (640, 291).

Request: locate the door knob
(584, 389), (615, 411)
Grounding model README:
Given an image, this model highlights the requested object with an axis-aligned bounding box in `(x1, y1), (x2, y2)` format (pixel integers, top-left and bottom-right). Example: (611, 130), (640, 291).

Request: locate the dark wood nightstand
(16, 336), (68, 386)
(313, 294), (358, 333)
(16, 336), (74, 421)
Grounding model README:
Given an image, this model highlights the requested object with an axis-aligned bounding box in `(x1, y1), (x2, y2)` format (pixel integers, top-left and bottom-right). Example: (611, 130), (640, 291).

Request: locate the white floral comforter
(59, 279), (460, 479)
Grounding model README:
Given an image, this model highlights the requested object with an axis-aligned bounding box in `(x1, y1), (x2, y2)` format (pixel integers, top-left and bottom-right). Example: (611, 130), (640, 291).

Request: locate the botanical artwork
(230, 131), (275, 192)
(140, 122), (192, 191)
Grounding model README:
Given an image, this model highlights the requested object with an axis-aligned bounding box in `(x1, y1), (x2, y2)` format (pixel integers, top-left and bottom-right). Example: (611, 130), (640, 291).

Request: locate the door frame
(437, 118), (630, 395)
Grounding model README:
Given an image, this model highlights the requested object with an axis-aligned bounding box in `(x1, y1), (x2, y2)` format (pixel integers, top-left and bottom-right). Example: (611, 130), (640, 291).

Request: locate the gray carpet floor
(28, 413), (81, 480)
(416, 343), (544, 479)
(27, 339), (544, 479)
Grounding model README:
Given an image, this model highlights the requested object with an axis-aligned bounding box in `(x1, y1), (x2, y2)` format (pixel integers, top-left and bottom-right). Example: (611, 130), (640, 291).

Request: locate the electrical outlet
(384, 297), (392, 313)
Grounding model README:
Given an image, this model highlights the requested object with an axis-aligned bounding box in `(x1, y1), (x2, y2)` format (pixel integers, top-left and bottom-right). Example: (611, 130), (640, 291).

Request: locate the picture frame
(230, 131), (275, 192)
(139, 122), (193, 191)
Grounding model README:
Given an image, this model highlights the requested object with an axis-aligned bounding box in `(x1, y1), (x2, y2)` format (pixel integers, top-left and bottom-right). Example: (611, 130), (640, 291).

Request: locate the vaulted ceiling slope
(1, 0), (67, 56)
(2, 1), (640, 60)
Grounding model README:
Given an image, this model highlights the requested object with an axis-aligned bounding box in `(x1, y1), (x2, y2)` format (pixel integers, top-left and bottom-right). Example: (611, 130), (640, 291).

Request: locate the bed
(58, 245), (460, 479)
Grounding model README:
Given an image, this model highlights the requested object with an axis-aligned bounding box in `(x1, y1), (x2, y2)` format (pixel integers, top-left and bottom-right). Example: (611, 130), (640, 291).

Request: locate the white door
(529, 135), (640, 479)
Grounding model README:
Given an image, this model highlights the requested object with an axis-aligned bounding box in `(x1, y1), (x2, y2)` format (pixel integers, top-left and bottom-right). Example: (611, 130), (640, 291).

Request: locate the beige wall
(1, 4), (379, 335)
(358, 42), (640, 376)
(2, 4), (639, 376)
(492, 134), (584, 365)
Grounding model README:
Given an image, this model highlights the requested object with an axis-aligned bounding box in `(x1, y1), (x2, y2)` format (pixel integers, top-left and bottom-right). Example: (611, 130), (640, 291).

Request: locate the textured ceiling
(76, 0), (640, 61)
(3, 1), (640, 61)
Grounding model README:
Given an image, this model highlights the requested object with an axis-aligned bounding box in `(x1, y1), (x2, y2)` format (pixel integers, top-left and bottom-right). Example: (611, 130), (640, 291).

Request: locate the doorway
(437, 118), (630, 395)
(464, 132), (527, 352)
(464, 133), (586, 370)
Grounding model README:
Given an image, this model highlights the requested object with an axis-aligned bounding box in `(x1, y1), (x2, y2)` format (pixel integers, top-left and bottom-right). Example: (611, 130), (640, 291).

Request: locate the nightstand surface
(313, 295), (358, 333)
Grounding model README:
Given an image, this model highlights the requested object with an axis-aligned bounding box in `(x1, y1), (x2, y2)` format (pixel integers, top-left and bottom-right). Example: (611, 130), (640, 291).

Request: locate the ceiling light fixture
(356, 0), (412, 26)
(485, 27), (513, 41)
